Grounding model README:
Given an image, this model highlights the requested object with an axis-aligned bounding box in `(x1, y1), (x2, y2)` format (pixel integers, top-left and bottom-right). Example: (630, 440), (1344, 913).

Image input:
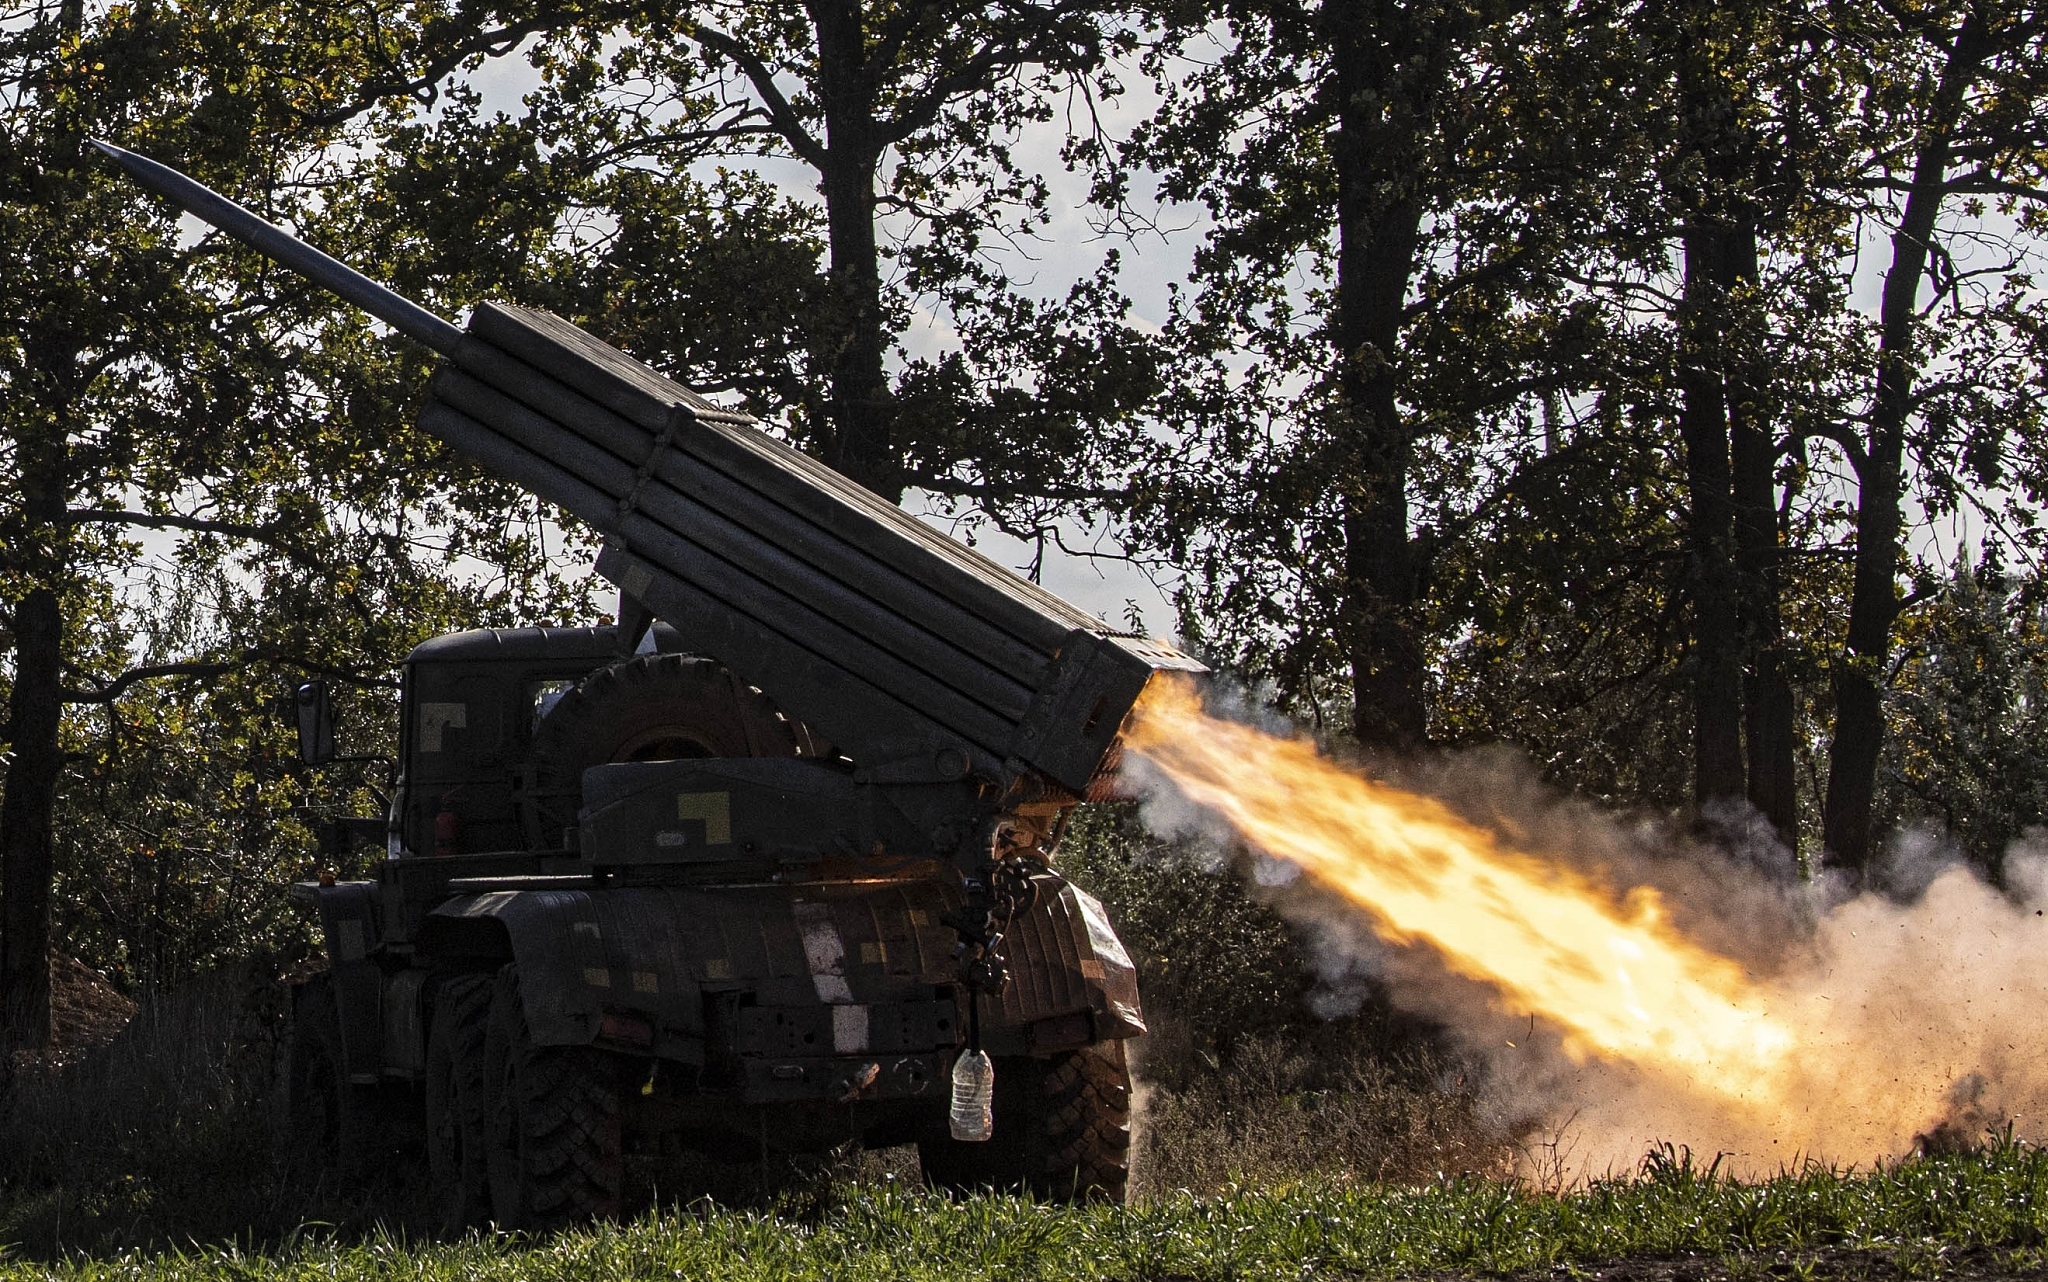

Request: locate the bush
(1057, 804), (1314, 1073)
(0, 958), (363, 1253)
(1058, 804), (1507, 1194)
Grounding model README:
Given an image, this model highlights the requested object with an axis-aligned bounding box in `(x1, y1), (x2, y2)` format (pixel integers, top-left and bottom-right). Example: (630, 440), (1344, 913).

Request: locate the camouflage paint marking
(676, 792), (732, 845)
(792, 901), (855, 1003)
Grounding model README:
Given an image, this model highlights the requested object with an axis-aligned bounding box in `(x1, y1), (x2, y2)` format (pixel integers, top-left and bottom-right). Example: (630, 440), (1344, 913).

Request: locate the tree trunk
(1725, 221), (1797, 850)
(1672, 7), (1799, 837)
(1329, 0), (1428, 751)
(1821, 15), (1985, 874)
(1676, 212), (1747, 811)
(1, 419), (69, 1057)
(1, 1), (81, 1060)
(809, 0), (899, 503)
(1733, 423), (1797, 846)
(1, 586), (62, 1056)
(1336, 194), (1427, 752)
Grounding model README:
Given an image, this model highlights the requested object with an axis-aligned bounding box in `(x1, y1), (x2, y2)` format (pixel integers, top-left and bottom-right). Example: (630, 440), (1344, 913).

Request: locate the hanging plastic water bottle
(948, 1048), (994, 1141)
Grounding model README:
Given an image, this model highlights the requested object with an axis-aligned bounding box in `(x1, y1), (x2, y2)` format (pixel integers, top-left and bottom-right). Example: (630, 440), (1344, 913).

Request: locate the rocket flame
(1119, 674), (2048, 1170)
(1123, 676), (1791, 1109)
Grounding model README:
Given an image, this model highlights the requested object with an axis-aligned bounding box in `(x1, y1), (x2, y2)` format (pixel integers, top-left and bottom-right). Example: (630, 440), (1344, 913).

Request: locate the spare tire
(530, 654), (818, 820)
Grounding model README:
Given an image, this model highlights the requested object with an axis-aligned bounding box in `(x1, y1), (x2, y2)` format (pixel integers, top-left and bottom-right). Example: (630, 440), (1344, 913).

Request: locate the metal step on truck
(97, 141), (1206, 1231)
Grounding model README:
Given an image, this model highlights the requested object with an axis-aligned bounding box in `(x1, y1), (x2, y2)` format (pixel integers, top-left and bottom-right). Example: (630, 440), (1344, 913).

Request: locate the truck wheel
(532, 653), (814, 785)
(918, 1041), (1131, 1204)
(425, 973), (493, 1236)
(482, 965), (623, 1231)
(287, 974), (376, 1184)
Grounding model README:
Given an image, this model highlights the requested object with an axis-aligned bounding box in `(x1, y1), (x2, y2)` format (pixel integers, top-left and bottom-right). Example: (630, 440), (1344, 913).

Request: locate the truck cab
(392, 624), (689, 858)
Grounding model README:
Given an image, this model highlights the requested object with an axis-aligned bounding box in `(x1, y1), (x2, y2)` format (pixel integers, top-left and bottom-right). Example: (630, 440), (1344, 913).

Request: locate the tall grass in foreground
(0, 968), (378, 1254)
(4, 1143), (2048, 1279)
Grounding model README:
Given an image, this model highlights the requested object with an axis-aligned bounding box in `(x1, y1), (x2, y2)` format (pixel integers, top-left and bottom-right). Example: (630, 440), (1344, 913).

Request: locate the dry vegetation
(1131, 1031), (1508, 1197)
(0, 958), (316, 1251)
(1060, 805), (1514, 1198)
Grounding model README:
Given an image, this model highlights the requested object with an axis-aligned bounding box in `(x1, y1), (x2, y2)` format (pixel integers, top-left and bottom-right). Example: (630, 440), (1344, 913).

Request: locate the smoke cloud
(1121, 681), (2048, 1182)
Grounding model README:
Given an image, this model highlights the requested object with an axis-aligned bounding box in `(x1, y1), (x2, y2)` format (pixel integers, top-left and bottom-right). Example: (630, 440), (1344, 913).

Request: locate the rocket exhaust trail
(1121, 674), (2048, 1174)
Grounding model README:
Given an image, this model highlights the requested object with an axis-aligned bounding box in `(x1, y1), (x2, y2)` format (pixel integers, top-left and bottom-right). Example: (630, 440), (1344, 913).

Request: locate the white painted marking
(1072, 887), (1135, 971)
(793, 902), (855, 1003)
(462, 891), (519, 916)
(832, 1004), (870, 1053)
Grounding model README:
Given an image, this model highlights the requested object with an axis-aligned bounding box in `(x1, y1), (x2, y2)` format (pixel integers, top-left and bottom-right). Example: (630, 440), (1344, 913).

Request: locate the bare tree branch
(66, 507), (332, 570)
(901, 468), (1131, 504)
(61, 650), (402, 705)
(68, 508), (275, 541)
(686, 22), (827, 166)
(303, 5), (607, 128)
(62, 660), (241, 704)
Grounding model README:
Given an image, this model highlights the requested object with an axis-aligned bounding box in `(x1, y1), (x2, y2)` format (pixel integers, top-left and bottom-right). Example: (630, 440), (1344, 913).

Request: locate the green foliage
(1882, 559), (2048, 881)
(1115, 0), (1636, 723)
(341, 1), (1174, 517)
(1426, 413), (1698, 809)
(0, 0), (619, 999)
(1100, 0), (2048, 856)
(1058, 804), (1314, 1070)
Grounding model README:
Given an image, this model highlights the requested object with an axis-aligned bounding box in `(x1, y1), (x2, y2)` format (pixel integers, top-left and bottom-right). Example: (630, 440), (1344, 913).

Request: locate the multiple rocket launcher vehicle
(93, 141), (1205, 1224)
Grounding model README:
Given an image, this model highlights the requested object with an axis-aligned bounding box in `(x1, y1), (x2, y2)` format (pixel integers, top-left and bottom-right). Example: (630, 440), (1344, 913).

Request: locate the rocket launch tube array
(92, 141), (1205, 796)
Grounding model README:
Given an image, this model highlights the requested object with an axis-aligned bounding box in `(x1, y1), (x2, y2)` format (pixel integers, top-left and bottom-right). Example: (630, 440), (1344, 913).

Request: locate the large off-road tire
(532, 653), (813, 786)
(483, 965), (623, 1231)
(425, 973), (494, 1236)
(918, 1041), (1131, 1204)
(527, 653), (820, 841)
(287, 973), (378, 1185)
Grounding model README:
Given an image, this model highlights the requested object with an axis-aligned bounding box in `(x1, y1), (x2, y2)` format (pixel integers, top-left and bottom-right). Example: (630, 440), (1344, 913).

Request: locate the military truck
(96, 141), (1206, 1230)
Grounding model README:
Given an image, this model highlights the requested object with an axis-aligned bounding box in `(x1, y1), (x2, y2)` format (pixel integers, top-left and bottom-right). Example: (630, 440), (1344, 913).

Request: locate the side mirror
(295, 680), (336, 765)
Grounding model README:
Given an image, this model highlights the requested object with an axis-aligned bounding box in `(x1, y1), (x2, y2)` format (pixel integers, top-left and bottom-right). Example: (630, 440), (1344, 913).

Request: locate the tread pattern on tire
(485, 965), (623, 1231)
(426, 973), (493, 1235)
(1032, 1040), (1131, 1202)
(533, 654), (809, 783)
(526, 653), (819, 843)
(919, 1040), (1131, 1204)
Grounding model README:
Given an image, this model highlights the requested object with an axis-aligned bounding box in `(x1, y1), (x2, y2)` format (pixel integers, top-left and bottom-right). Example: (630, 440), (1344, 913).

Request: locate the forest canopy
(2, 0), (2046, 1052)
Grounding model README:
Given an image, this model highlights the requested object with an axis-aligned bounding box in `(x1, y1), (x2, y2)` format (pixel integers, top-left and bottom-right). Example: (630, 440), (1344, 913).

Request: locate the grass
(3, 1143), (2048, 1280)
